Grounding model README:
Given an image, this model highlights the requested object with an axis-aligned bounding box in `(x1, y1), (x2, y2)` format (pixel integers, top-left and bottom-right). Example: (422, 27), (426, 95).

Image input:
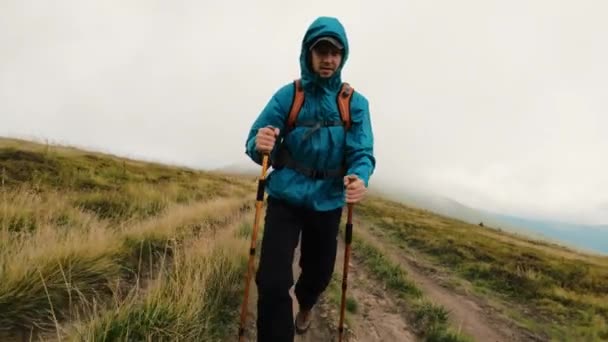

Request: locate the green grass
(346, 297), (358, 313)
(347, 231), (472, 341)
(425, 328), (475, 342)
(5, 136), (605, 341)
(0, 137), (254, 340)
(0, 138), (253, 223)
(357, 196), (608, 341)
(351, 234), (422, 299)
(325, 273), (343, 306)
(322, 272), (357, 330)
(411, 299), (450, 334)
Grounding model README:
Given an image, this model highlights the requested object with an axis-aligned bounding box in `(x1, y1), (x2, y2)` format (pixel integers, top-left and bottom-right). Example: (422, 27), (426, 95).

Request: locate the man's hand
(255, 126), (280, 154)
(344, 174), (366, 204)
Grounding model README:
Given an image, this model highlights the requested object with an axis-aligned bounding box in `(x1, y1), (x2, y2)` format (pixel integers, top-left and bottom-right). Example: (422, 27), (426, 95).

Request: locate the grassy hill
(369, 181), (608, 256)
(1, 137), (607, 341)
(0, 137), (256, 341)
(356, 196), (608, 341)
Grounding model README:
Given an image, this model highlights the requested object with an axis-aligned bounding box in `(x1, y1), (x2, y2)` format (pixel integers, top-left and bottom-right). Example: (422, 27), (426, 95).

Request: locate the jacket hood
(299, 16), (349, 92)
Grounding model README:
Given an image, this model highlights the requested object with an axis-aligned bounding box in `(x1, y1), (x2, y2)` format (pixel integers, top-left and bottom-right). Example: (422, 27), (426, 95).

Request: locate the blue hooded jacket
(245, 16), (376, 211)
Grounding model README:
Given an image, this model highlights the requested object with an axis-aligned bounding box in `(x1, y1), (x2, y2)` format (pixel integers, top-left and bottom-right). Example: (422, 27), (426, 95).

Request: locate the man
(244, 16), (375, 341)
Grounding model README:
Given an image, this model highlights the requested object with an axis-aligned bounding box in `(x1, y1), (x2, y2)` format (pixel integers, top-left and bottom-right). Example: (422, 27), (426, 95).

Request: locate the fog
(1, 0), (607, 224)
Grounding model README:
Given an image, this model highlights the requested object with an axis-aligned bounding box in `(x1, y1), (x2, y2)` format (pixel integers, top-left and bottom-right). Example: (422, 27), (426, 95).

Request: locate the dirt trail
(241, 240), (336, 342)
(238, 211), (539, 342)
(333, 236), (417, 342)
(242, 231), (417, 342)
(291, 244), (339, 342)
(354, 217), (534, 342)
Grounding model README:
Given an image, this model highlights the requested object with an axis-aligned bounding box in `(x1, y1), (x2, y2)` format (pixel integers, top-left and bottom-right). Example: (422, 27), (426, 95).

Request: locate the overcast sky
(1, 0), (607, 225)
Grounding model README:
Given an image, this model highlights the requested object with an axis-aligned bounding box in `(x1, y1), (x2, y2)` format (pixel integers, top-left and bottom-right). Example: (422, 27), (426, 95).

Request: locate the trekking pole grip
(258, 154), (269, 198)
(345, 203), (353, 243)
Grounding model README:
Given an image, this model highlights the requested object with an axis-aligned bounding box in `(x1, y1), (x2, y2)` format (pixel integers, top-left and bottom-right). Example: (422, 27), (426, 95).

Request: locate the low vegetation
(3, 137), (606, 341)
(0, 138), (254, 341)
(66, 222), (249, 341)
(347, 228), (473, 341)
(357, 196), (608, 341)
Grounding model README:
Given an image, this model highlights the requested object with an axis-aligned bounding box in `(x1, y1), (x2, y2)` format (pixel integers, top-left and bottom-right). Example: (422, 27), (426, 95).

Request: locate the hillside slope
(369, 181), (608, 256)
(1, 137), (607, 341)
(0, 137), (258, 341)
(355, 196), (608, 341)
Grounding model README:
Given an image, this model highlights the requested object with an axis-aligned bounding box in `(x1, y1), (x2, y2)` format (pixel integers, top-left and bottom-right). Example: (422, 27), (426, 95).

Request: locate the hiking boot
(295, 309), (312, 334)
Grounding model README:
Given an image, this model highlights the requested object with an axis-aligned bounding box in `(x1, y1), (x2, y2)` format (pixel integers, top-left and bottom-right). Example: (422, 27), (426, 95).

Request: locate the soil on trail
(240, 214), (535, 342)
(241, 239), (337, 342)
(333, 236), (417, 342)
(355, 217), (538, 342)
(241, 230), (417, 342)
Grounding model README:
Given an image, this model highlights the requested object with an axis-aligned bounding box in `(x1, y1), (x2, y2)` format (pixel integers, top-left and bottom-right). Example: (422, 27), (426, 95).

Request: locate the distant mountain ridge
(482, 211), (608, 254)
(368, 180), (608, 255)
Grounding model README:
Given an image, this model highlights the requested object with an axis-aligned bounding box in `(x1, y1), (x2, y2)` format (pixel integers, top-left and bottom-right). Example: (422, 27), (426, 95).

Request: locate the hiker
(244, 16), (375, 341)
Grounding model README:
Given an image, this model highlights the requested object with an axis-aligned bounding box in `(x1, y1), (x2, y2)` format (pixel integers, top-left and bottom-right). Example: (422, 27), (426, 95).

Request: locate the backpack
(272, 78), (355, 179)
(286, 78), (354, 132)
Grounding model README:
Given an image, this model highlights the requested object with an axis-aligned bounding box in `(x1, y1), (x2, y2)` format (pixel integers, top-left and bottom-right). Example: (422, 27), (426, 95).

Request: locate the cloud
(1, 0), (607, 224)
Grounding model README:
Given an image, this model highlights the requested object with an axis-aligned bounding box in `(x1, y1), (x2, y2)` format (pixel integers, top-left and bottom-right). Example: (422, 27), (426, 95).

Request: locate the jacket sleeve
(344, 93), (376, 187)
(245, 84), (292, 165)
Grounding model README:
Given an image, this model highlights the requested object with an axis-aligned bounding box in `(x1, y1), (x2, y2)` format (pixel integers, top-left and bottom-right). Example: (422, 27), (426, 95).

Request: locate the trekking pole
(338, 202), (354, 342)
(238, 153), (270, 342)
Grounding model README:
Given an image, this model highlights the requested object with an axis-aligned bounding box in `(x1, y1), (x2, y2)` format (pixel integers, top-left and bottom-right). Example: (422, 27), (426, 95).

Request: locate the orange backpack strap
(337, 82), (354, 130)
(287, 79), (305, 131)
(286, 79), (353, 131)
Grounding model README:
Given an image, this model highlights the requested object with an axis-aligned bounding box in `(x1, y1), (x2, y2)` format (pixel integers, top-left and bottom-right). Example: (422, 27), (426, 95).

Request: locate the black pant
(255, 196), (342, 342)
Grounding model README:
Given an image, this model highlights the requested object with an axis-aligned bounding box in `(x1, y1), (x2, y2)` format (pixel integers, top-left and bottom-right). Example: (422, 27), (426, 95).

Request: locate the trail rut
(241, 225), (417, 342)
(355, 217), (536, 342)
(239, 211), (536, 342)
(333, 236), (417, 342)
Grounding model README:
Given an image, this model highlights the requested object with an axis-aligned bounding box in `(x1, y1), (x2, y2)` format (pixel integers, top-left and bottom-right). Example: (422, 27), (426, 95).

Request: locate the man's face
(310, 42), (343, 78)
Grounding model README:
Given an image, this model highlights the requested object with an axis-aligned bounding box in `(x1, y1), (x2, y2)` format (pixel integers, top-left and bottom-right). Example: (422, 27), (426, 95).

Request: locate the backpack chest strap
(295, 120), (344, 127)
(283, 155), (346, 180)
(272, 143), (346, 180)
(297, 120), (345, 140)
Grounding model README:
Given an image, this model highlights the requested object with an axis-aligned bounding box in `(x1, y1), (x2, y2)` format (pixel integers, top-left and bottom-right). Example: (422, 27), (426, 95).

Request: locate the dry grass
(0, 137), (255, 340)
(0, 195), (249, 336)
(63, 215), (252, 342)
(357, 195), (608, 341)
(8, 136), (606, 341)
